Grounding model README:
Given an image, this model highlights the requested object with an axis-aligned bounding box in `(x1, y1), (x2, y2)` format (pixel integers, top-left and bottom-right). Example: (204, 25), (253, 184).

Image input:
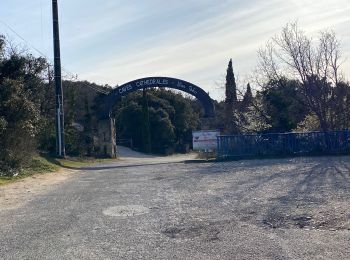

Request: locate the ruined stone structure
(95, 118), (117, 158)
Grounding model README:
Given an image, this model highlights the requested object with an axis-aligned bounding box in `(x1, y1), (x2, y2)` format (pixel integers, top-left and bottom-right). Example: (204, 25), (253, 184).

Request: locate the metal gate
(217, 130), (350, 160)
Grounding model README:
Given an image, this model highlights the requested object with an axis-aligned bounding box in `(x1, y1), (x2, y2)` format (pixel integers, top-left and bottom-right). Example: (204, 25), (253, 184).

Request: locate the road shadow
(260, 160), (350, 229)
(194, 156), (350, 230)
(78, 161), (184, 171)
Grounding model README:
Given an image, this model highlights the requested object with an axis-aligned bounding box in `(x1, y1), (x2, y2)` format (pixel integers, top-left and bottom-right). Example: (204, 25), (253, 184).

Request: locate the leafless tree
(257, 22), (345, 131)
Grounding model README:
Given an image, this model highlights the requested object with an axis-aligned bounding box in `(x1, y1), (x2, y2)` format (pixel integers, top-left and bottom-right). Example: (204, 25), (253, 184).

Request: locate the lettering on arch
(107, 77), (215, 117)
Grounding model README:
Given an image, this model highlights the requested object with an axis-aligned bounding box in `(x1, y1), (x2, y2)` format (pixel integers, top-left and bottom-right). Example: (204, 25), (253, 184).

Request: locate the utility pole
(52, 0), (65, 157)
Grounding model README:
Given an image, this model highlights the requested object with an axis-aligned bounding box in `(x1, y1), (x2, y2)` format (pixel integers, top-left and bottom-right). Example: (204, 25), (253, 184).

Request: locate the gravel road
(0, 148), (349, 259)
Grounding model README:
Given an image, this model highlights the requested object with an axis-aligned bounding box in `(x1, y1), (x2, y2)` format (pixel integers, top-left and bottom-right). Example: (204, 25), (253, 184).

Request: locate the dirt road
(0, 149), (349, 259)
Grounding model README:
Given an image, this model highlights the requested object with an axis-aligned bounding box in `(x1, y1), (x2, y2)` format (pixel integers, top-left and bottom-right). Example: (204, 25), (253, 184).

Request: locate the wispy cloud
(1, 0), (349, 100)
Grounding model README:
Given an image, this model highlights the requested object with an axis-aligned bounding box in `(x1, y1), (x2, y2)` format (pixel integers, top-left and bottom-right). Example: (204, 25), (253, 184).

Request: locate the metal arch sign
(107, 77), (215, 117)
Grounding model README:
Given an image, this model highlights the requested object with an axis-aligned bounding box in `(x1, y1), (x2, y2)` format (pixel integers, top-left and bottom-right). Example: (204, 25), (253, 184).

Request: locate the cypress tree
(225, 59), (237, 105)
(224, 59), (238, 133)
(242, 83), (253, 108)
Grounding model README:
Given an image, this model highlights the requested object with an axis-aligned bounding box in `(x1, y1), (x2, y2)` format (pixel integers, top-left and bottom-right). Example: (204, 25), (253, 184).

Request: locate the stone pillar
(97, 117), (117, 158)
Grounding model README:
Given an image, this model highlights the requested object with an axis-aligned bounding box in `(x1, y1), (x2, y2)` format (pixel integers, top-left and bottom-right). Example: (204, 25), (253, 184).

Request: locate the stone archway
(97, 77), (215, 157)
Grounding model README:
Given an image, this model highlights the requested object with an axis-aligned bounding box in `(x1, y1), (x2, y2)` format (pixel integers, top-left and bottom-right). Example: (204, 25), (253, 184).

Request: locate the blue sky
(1, 0), (350, 100)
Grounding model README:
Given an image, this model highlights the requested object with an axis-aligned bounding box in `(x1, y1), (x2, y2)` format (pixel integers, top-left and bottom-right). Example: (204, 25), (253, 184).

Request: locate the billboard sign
(192, 130), (220, 151)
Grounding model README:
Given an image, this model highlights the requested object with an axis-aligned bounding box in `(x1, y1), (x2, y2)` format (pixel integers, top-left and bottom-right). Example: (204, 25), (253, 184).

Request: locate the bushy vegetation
(0, 35), (108, 176)
(0, 36), (49, 175)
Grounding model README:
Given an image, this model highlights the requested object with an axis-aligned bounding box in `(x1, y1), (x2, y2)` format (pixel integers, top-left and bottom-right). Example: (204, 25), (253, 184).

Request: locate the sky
(1, 0), (350, 100)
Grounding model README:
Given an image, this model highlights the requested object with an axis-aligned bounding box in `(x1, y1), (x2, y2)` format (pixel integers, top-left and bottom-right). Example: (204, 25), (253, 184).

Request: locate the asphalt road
(0, 148), (350, 259)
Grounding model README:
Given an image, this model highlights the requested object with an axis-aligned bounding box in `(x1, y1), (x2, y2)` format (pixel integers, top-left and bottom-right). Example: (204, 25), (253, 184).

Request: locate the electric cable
(0, 18), (111, 95)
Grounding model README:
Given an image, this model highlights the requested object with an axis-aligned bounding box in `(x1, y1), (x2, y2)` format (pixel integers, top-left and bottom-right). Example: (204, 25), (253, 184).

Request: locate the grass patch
(0, 156), (60, 186)
(0, 178), (12, 186)
(23, 156), (61, 174)
(0, 155), (118, 186)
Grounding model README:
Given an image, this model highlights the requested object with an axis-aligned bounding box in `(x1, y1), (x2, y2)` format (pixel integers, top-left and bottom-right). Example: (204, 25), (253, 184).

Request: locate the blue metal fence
(217, 130), (350, 160)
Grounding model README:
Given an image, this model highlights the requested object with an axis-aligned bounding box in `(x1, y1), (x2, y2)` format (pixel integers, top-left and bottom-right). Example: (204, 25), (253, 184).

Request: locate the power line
(0, 18), (71, 76)
(0, 19), (110, 95)
(0, 19), (48, 58)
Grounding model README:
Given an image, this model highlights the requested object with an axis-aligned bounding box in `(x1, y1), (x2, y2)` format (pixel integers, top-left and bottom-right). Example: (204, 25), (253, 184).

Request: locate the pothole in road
(103, 205), (150, 218)
(162, 220), (230, 241)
